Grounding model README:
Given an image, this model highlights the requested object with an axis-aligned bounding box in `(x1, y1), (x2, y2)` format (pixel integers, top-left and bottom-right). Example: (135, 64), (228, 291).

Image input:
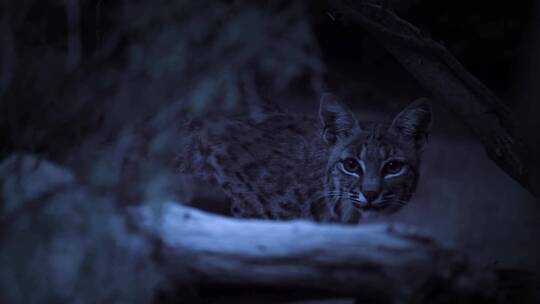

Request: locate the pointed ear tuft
(391, 98), (432, 149)
(319, 93), (359, 144)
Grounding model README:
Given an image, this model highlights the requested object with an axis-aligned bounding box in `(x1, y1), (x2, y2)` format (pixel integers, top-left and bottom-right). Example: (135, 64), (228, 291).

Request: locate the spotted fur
(179, 93), (432, 223)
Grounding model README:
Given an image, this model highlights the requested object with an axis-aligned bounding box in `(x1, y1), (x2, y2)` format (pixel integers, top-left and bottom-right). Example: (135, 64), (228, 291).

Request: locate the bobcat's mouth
(323, 192), (406, 215)
(348, 191), (408, 213)
(350, 199), (404, 214)
(350, 200), (383, 211)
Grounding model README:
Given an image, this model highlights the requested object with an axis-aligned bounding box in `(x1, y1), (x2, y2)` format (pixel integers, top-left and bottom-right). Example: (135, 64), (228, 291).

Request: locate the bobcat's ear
(391, 98), (432, 150)
(319, 93), (359, 144)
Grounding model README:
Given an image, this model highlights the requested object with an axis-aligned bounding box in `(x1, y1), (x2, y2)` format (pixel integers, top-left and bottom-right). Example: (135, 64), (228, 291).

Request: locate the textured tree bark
(330, 0), (537, 197)
(134, 203), (498, 303)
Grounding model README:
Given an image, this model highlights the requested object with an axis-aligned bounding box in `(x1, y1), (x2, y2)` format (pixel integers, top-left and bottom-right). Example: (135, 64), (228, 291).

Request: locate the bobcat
(179, 93), (432, 223)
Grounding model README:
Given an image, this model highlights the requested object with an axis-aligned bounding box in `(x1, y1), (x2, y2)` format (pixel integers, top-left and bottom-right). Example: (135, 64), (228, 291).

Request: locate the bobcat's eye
(342, 158), (360, 173)
(383, 160), (405, 175)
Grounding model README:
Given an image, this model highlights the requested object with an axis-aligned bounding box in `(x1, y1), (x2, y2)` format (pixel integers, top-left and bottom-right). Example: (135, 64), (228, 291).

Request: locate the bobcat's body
(183, 112), (334, 220)
(179, 94), (432, 223)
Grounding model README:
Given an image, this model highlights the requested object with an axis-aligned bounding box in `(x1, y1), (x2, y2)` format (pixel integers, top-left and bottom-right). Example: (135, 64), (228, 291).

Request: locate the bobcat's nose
(362, 190), (379, 203)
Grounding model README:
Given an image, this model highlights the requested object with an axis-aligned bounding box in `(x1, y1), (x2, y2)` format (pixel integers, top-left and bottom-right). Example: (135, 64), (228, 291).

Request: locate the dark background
(1, 0), (537, 156)
(1, 0), (538, 303)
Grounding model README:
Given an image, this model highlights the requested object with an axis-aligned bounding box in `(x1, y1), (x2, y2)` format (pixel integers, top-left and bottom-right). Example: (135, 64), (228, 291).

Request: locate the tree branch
(330, 0), (536, 196)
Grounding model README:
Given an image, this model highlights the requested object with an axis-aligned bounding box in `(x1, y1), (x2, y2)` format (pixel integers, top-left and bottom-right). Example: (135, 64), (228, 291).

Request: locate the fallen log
(133, 202), (498, 303)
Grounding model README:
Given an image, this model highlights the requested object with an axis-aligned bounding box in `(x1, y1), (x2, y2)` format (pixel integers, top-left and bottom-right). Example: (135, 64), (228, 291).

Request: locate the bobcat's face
(319, 94), (432, 221)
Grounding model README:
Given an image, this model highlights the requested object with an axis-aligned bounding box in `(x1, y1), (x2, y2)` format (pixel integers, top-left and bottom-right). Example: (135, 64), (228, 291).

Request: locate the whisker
(376, 199), (408, 208)
(319, 193), (347, 200)
(321, 191), (342, 195)
(319, 191), (353, 199)
(348, 198), (365, 204)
